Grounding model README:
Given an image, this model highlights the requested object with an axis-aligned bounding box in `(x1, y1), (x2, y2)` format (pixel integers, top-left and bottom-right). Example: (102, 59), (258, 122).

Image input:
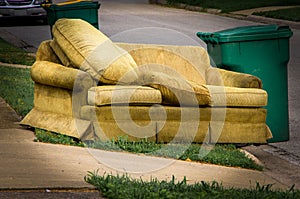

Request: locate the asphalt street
(0, 0), (299, 163)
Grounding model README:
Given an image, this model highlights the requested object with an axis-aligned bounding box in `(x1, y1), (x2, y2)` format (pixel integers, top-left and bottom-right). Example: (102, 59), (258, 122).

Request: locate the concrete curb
(239, 149), (264, 168)
(245, 15), (300, 29)
(149, 0), (300, 29)
(0, 62), (31, 69)
(149, 0), (221, 14)
(0, 188), (103, 199)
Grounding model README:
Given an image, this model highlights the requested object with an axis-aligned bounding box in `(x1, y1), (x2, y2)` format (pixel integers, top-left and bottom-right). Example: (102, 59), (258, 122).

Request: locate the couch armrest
(31, 61), (96, 90)
(206, 68), (262, 89)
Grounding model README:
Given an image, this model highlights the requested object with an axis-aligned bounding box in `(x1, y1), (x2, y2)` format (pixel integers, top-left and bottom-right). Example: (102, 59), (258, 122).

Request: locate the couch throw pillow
(52, 18), (138, 84)
(139, 71), (210, 106)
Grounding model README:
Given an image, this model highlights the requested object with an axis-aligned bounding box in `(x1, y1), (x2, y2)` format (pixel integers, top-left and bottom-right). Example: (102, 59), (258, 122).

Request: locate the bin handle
(56, 0), (93, 6)
(41, 0), (52, 7)
(42, 0), (93, 7)
(196, 32), (219, 44)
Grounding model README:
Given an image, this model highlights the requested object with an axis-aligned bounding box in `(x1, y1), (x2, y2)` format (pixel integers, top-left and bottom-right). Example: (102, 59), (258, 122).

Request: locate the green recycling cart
(197, 25), (293, 142)
(43, 0), (100, 29)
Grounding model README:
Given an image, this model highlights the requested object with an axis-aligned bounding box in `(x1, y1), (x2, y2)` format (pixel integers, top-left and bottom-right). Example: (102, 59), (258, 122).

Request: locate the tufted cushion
(88, 85), (162, 106)
(52, 19), (138, 84)
(206, 85), (268, 107)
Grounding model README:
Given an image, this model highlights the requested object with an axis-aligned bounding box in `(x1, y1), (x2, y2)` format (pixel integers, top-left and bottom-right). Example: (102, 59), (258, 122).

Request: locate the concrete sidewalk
(230, 6), (300, 29)
(0, 96), (299, 197)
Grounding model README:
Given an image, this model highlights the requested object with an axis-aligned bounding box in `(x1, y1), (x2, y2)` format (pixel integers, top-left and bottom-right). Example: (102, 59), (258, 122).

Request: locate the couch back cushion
(52, 19), (138, 84)
(50, 39), (75, 68)
(116, 43), (210, 85)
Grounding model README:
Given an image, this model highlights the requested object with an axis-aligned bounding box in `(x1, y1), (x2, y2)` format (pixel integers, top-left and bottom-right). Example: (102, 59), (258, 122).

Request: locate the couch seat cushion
(206, 85), (268, 107)
(52, 19), (138, 84)
(88, 85), (162, 106)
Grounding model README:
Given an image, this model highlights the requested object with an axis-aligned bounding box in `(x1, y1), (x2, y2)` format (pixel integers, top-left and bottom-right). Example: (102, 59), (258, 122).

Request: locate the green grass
(34, 129), (84, 147)
(0, 38), (35, 66)
(34, 130), (262, 170)
(0, 38), (35, 117)
(92, 136), (262, 170)
(167, 0), (300, 13)
(254, 7), (300, 22)
(0, 66), (34, 117)
(85, 172), (300, 199)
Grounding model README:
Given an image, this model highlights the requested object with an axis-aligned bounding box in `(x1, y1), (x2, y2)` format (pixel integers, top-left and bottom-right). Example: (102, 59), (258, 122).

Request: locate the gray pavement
(0, 0), (300, 195)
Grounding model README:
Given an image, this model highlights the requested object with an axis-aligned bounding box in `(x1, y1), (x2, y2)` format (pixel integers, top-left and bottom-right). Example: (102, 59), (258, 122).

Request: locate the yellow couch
(21, 19), (272, 143)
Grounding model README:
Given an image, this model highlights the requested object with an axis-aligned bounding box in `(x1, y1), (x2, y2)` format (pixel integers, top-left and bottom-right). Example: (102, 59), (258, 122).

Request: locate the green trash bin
(43, 0), (100, 29)
(197, 25), (293, 143)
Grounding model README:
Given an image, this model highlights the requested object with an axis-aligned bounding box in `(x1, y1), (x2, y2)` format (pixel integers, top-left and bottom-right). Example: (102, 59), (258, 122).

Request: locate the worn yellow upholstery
(21, 19), (272, 143)
(209, 108), (272, 143)
(35, 40), (61, 63)
(205, 85), (268, 107)
(206, 67), (262, 88)
(31, 61), (95, 91)
(80, 105), (210, 142)
(50, 39), (74, 68)
(144, 72), (210, 106)
(116, 43), (209, 86)
(52, 18), (138, 84)
(88, 85), (162, 106)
